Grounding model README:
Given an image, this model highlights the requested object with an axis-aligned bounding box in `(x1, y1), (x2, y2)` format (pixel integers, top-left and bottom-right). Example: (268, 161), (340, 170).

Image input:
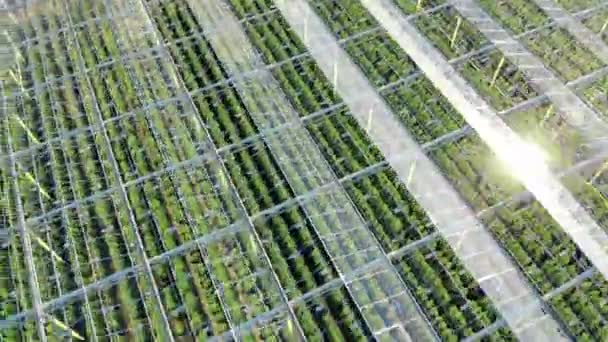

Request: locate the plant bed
(478, 0), (605, 83)
(311, 0), (608, 338)
(221, 0), (517, 339)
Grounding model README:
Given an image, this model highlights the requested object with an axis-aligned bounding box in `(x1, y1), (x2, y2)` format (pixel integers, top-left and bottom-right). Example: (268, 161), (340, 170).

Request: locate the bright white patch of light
(496, 139), (550, 182)
(468, 110), (608, 280)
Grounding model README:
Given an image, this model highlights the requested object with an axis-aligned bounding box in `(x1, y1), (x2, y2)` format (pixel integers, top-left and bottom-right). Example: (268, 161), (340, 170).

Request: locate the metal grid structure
(3, 0), (608, 341)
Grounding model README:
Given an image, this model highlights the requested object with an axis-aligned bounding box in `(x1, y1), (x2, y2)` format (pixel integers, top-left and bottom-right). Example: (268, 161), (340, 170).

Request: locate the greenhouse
(3, 0), (608, 340)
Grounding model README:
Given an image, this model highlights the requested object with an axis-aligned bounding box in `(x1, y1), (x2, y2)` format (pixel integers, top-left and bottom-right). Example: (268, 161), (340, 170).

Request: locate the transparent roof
(3, 0), (608, 340)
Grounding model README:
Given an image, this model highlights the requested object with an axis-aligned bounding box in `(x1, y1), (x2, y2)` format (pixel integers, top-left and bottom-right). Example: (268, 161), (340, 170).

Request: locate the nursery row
(6, 0), (608, 340)
(310, 0), (608, 339)
(158, 0), (520, 340)
(477, 0), (605, 82)
(6, 0), (301, 340)
(148, 0), (401, 340)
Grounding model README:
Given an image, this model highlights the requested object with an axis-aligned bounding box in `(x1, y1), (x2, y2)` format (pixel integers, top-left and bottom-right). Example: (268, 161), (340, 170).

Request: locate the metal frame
(5, 0), (608, 340)
(280, 0), (568, 339)
(186, 0), (438, 339)
(57, 0), (175, 339)
(19, 10), (101, 338)
(133, 0), (306, 339)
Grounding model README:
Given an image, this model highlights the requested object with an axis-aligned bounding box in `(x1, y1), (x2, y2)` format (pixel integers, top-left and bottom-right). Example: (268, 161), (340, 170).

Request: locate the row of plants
(146, 0), (377, 340)
(478, 0), (605, 83)
(403, 2), (541, 112)
(310, 0), (608, 339)
(555, 0), (604, 13)
(207, 0), (517, 340)
(82, 1), (301, 339)
(12, 3), (164, 340)
(6, 0), (289, 340)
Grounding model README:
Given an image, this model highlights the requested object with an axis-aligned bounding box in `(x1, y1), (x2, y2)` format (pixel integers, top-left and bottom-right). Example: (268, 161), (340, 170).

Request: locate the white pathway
(185, 0), (436, 340)
(362, 0), (608, 317)
(276, 0), (566, 339)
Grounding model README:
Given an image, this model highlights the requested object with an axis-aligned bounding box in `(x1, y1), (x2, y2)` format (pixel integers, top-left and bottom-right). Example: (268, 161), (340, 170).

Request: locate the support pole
(490, 56), (505, 88)
(406, 160), (417, 188)
(540, 105), (554, 128)
(48, 316), (84, 341)
(450, 17), (462, 48)
(600, 17), (608, 35)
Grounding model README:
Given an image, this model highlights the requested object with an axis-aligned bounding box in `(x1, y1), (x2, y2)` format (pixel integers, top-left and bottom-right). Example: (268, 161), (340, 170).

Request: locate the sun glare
(495, 138), (551, 184)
